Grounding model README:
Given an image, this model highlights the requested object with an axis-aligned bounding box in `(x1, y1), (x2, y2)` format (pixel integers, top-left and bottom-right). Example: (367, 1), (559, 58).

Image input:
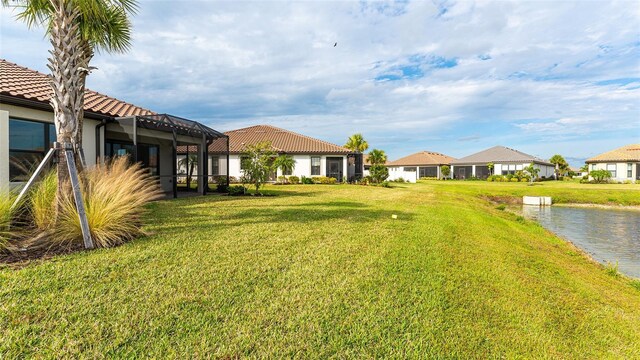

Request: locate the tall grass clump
(55, 157), (162, 248)
(0, 189), (16, 250)
(30, 170), (57, 231)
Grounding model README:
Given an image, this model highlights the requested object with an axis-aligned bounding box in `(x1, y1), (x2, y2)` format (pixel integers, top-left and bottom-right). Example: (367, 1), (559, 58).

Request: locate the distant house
(450, 145), (555, 179)
(186, 125), (362, 182)
(386, 151), (455, 182)
(585, 144), (640, 183)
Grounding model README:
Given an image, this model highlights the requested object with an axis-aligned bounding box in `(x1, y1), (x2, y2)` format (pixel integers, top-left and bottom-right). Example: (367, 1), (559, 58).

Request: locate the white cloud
(1, 0), (639, 160)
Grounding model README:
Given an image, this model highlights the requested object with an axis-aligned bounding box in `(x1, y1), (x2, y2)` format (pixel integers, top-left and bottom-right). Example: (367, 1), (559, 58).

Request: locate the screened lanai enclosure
(100, 114), (228, 198)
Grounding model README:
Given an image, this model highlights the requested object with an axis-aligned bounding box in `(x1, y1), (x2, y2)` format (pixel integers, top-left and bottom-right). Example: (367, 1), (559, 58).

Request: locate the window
(501, 164), (516, 175)
(606, 163), (616, 178)
(311, 156), (321, 175)
(105, 140), (159, 176)
(628, 163), (633, 178)
(283, 166), (292, 176)
(591, 164), (596, 171)
(419, 166), (438, 178)
(211, 157), (219, 176)
(404, 167), (417, 172)
(8, 118), (56, 181)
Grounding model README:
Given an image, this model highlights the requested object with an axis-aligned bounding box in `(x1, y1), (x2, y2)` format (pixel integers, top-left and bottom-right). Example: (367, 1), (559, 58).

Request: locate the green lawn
(1, 182), (639, 357)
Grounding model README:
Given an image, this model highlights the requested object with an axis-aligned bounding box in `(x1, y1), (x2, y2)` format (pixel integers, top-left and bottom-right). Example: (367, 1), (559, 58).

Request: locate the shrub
(288, 176), (300, 184)
(53, 157), (163, 249)
(369, 164), (389, 183)
(313, 176), (338, 184)
(277, 175), (288, 184)
(30, 170), (57, 231)
(420, 177), (438, 181)
(590, 169), (612, 183)
(394, 177), (406, 183)
(228, 185), (246, 196)
(228, 176), (239, 184)
(210, 175), (228, 185)
(495, 204), (506, 211)
(301, 176), (314, 184)
(216, 184), (229, 193)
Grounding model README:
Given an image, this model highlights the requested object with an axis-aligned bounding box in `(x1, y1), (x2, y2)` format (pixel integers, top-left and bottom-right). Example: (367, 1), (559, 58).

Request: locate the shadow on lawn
(148, 199), (414, 235)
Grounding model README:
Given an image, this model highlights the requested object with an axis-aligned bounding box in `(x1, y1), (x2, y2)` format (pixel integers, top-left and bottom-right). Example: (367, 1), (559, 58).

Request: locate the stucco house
(197, 125), (362, 182)
(585, 144), (640, 183)
(386, 151), (455, 182)
(450, 145), (555, 179)
(0, 59), (226, 197)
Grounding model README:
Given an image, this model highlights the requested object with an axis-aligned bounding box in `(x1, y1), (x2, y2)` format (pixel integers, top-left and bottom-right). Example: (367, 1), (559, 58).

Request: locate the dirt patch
(480, 195), (522, 205)
(0, 241), (83, 270)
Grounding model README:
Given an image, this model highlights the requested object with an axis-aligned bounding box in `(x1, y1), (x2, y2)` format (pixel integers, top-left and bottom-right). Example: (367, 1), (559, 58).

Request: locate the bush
(210, 175), (228, 185)
(590, 169), (612, 183)
(228, 176), (239, 184)
(420, 177), (438, 181)
(216, 184), (229, 193)
(369, 164), (389, 183)
(312, 176), (338, 184)
(228, 185), (246, 196)
(288, 176), (300, 184)
(394, 177), (406, 183)
(301, 176), (314, 184)
(53, 157), (163, 249)
(277, 175), (288, 184)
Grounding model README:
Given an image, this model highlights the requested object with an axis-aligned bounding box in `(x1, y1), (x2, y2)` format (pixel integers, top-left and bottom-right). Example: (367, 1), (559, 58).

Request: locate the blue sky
(1, 0), (639, 166)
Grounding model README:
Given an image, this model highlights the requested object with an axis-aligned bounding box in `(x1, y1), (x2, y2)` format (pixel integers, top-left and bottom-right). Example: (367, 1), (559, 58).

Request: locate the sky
(1, 0), (639, 166)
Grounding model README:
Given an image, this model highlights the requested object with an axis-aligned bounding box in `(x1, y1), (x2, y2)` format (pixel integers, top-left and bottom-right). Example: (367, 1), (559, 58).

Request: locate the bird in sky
(334, 42), (337, 47)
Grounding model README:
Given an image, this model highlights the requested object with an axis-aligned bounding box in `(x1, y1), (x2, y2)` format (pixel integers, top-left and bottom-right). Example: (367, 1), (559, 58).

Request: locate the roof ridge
(226, 124), (351, 152)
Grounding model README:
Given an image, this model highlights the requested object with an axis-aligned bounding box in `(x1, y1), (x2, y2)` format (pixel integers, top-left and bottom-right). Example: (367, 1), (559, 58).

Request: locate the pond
(523, 206), (640, 279)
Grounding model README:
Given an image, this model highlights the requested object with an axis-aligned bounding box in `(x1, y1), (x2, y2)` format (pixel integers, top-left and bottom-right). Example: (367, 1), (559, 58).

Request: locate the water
(523, 206), (640, 279)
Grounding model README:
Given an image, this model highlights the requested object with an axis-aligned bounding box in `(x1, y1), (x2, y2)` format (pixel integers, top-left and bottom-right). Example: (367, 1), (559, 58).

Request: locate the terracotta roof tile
(0, 59), (155, 117)
(387, 151), (455, 166)
(586, 144), (640, 162)
(222, 125), (352, 154)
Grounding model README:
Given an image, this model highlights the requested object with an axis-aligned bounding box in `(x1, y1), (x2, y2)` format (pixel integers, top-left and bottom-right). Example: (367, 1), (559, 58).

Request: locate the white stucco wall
(588, 162), (638, 182)
(220, 154), (348, 181)
(0, 110), (9, 187)
(452, 162), (555, 179)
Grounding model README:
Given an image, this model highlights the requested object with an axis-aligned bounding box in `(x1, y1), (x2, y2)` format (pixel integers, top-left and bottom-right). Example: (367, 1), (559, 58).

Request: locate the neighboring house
(197, 125), (361, 182)
(570, 166), (586, 177)
(585, 144), (640, 183)
(450, 145), (555, 179)
(386, 151), (455, 183)
(0, 59), (226, 197)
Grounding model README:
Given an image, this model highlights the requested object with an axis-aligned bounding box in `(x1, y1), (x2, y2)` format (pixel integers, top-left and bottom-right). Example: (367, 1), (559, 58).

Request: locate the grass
(1, 182), (639, 357)
(0, 189), (16, 250)
(424, 179), (640, 206)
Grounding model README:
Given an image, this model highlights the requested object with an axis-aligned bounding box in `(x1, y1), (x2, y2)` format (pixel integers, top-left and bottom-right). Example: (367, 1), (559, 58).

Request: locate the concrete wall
(588, 162), (639, 183)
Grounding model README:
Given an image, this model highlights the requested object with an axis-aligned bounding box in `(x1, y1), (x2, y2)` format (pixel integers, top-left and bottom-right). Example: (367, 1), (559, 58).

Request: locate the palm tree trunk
(47, 0), (84, 207)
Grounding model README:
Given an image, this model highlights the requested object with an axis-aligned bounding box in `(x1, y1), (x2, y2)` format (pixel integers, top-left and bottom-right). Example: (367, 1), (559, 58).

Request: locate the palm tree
(273, 154), (296, 180)
(344, 133), (369, 153)
(367, 149), (387, 166)
(3, 0), (137, 182)
(178, 153), (198, 190)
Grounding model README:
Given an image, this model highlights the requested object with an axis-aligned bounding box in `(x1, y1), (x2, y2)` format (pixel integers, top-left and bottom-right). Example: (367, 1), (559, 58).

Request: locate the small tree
(178, 153), (198, 189)
(273, 154), (296, 182)
(441, 165), (450, 180)
(549, 154), (570, 179)
(367, 149), (388, 183)
(590, 169), (612, 183)
(487, 162), (494, 176)
(524, 163), (540, 184)
(241, 141), (276, 194)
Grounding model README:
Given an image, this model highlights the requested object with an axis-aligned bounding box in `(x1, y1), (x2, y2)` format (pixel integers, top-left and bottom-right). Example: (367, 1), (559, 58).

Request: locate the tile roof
(586, 144), (640, 162)
(0, 59), (154, 117)
(387, 151), (455, 166)
(451, 145), (552, 165)
(221, 125), (352, 154)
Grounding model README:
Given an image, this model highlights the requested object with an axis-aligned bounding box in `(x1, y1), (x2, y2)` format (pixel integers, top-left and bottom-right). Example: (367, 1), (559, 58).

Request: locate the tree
(441, 165), (450, 179)
(178, 153), (198, 190)
(549, 154), (570, 179)
(344, 133), (369, 153)
(273, 154), (295, 182)
(367, 149), (388, 183)
(487, 162), (494, 176)
(524, 163), (540, 184)
(240, 141), (276, 194)
(3, 0), (137, 192)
